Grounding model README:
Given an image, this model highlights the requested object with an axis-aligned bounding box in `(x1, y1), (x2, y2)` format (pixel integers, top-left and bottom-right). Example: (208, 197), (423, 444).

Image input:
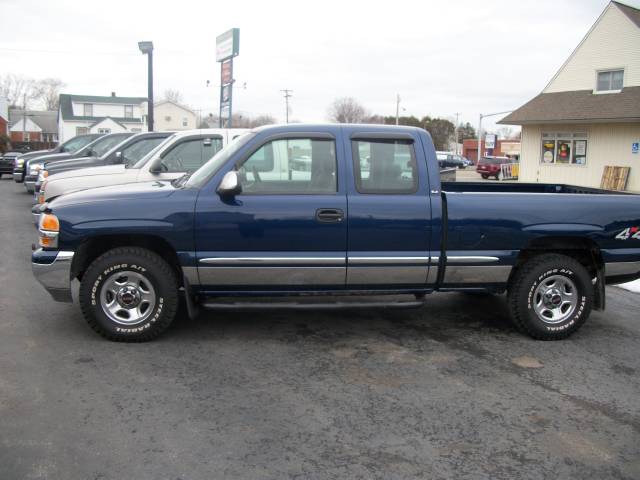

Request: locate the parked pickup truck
(24, 133), (128, 193)
(35, 129), (247, 207)
(13, 134), (103, 183)
(34, 131), (173, 204)
(32, 124), (640, 342)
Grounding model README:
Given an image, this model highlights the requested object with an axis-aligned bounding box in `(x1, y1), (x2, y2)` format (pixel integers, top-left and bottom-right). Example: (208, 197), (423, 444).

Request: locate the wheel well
(510, 236), (605, 309)
(512, 236), (604, 278)
(71, 235), (183, 286)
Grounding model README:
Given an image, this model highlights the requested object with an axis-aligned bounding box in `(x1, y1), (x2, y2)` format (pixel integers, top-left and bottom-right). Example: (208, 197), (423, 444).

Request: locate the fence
(500, 163), (519, 180)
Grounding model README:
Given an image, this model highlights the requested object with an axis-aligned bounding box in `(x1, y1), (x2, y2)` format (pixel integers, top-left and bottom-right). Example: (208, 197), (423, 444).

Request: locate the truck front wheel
(79, 247), (179, 342)
(508, 254), (593, 340)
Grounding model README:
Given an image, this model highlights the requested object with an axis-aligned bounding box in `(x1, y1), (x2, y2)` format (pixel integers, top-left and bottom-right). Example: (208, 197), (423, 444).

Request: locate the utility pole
(22, 93), (26, 145)
(454, 112), (460, 155)
(395, 94), (400, 125)
(281, 89), (293, 123)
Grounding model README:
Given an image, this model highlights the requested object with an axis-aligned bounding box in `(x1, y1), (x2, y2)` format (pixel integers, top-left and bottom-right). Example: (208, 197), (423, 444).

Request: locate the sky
(1, 0), (638, 132)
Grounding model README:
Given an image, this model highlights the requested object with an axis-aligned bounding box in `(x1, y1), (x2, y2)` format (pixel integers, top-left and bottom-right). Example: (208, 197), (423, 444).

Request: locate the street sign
(485, 134), (496, 149)
(216, 28), (240, 62)
(221, 60), (232, 85)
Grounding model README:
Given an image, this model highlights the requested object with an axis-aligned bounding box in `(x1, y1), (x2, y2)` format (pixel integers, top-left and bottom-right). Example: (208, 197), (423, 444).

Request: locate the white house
(58, 93), (148, 141)
(500, 1), (640, 191)
(154, 100), (197, 131)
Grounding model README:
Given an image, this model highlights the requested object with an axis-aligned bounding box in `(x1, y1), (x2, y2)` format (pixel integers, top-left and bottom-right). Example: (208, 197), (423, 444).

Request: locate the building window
(131, 128), (142, 133)
(596, 69), (623, 92)
(97, 128), (111, 134)
(76, 127), (89, 136)
(124, 105), (134, 118)
(182, 117), (188, 127)
(83, 103), (93, 116)
(541, 132), (587, 166)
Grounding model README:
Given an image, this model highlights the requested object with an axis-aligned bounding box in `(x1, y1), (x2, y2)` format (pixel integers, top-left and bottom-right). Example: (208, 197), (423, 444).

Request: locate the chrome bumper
(13, 171), (24, 182)
(32, 250), (75, 303)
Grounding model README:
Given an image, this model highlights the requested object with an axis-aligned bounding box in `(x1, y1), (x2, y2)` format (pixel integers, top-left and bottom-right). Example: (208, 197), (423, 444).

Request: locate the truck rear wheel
(481, 174), (489, 179)
(79, 247), (179, 342)
(508, 254), (593, 340)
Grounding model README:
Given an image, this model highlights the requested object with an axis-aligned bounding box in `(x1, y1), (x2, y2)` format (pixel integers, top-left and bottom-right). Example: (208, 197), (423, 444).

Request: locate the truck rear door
(344, 130), (434, 287)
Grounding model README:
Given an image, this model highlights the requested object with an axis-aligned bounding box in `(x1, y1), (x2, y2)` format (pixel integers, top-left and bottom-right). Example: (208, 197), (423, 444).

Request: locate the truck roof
(250, 123), (426, 135)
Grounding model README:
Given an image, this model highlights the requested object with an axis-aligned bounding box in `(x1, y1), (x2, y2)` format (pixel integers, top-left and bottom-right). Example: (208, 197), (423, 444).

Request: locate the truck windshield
(60, 135), (96, 153)
(92, 134), (131, 157)
(130, 135), (177, 169)
(185, 133), (256, 189)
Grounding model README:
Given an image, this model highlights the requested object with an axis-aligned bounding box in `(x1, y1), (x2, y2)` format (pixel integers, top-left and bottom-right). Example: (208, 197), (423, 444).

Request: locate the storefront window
(540, 132), (587, 165)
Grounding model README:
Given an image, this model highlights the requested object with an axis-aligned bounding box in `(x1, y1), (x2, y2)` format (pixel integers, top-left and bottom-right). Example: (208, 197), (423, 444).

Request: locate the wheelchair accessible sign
(633, 142), (639, 154)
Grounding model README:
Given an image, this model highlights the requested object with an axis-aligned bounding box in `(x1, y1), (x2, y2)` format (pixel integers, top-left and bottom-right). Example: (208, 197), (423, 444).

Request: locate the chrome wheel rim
(99, 270), (156, 326)
(532, 275), (578, 324)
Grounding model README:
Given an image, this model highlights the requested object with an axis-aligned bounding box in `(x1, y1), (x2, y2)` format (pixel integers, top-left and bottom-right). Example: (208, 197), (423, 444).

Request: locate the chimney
(111, 92), (116, 97)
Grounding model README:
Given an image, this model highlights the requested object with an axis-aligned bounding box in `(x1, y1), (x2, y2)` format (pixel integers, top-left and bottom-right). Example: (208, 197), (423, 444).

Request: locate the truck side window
(352, 139), (417, 194)
(237, 138), (337, 195)
(160, 136), (223, 173)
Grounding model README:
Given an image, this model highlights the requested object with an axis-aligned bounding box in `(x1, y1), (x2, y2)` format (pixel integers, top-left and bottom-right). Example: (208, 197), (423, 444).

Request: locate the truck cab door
(344, 131), (434, 287)
(193, 131), (347, 291)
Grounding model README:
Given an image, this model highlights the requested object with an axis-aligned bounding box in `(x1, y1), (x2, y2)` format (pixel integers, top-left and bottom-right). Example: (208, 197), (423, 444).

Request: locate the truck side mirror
(115, 151), (123, 163)
(216, 171), (242, 197)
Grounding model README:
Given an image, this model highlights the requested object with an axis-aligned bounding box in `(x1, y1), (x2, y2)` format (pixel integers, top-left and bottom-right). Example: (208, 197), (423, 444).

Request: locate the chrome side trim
(348, 256), (430, 265)
(446, 256), (499, 264)
(200, 257), (345, 265)
(347, 266), (428, 285)
(443, 265), (511, 284)
(605, 261), (640, 277)
(426, 266), (439, 285)
(182, 266), (200, 285)
(198, 267), (345, 285)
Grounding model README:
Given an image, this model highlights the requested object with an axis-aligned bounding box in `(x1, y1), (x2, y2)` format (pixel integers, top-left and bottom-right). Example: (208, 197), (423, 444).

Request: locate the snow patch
(618, 279), (640, 294)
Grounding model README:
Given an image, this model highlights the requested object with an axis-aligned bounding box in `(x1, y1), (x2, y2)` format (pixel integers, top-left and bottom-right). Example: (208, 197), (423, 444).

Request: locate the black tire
(481, 174), (489, 179)
(79, 247), (179, 342)
(508, 254), (593, 340)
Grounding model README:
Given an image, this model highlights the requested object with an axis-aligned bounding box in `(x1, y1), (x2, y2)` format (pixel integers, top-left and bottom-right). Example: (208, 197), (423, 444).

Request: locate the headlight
(38, 213), (60, 249)
(15, 158), (25, 167)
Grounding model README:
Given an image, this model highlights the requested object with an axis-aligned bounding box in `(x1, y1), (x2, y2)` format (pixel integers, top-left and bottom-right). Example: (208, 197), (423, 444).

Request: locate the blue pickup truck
(32, 124), (640, 342)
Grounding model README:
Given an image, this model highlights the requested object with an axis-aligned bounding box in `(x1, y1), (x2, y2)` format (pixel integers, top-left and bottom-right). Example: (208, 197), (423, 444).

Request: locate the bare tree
(0, 74), (41, 108)
(327, 97), (368, 123)
(497, 127), (518, 140)
(36, 78), (66, 110)
(249, 115), (277, 127)
(163, 89), (184, 104)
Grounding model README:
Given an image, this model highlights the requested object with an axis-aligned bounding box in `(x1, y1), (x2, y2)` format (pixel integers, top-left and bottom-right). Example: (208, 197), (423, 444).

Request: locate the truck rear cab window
(352, 139), (417, 193)
(237, 138), (337, 194)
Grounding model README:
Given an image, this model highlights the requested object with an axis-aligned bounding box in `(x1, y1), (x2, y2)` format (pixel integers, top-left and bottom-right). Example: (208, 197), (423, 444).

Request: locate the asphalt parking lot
(1, 177), (639, 480)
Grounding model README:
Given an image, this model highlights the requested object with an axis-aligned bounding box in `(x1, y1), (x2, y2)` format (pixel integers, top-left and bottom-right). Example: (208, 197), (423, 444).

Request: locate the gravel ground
(1, 177), (639, 480)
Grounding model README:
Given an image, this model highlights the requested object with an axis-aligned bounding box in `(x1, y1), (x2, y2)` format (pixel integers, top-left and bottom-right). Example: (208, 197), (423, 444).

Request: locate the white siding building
(154, 100), (197, 131)
(58, 93), (148, 141)
(500, 1), (640, 192)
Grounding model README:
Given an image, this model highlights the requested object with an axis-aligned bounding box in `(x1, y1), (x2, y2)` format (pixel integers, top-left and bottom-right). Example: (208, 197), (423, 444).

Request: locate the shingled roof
(58, 93), (147, 123)
(499, 87), (640, 125)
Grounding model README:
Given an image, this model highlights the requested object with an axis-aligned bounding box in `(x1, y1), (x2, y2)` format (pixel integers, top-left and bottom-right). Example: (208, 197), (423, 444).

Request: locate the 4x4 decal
(615, 227), (640, 240)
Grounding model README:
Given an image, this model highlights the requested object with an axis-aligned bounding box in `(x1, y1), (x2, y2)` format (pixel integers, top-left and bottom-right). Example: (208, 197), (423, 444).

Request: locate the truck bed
(442, 181), (635, 195)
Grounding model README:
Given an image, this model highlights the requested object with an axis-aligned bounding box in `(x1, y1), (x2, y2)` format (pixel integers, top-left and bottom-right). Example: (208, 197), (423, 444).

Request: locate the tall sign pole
(216, 28), (240, 128)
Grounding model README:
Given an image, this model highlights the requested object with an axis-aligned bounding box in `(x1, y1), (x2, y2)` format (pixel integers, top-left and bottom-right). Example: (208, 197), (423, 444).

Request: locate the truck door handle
(316, 208), (344, 223)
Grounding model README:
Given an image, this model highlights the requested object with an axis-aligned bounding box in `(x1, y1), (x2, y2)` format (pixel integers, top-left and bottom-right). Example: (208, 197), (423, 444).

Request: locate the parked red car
(476, 156), (512, 180)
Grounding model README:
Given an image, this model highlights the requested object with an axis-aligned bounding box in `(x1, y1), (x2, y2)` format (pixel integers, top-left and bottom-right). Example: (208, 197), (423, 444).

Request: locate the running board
(200, 299), (426, 311)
